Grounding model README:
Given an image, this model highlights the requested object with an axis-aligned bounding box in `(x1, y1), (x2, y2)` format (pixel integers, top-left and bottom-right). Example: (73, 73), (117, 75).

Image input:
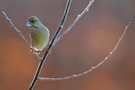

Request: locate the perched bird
(26, 16), (49, 54)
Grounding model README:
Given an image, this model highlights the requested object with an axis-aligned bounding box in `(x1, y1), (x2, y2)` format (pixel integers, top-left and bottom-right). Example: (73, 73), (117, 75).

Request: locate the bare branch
(54, 0), (95, 46)
(2, 11), (29, 46)
(28, 0), (72, 89)
(38, 21), (131, 81)
(2, 11), (42, 60)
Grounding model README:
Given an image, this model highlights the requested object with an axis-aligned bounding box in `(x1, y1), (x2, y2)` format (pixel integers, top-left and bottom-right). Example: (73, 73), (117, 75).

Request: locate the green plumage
(26, 16), (49, 52)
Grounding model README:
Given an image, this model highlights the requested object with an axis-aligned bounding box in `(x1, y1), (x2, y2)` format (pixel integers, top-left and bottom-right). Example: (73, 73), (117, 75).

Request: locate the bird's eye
(30, 20), (35, 23)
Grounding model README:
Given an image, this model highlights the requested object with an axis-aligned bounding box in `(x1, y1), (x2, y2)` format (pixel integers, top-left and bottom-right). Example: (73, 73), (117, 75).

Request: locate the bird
(26, 16), (49, 54)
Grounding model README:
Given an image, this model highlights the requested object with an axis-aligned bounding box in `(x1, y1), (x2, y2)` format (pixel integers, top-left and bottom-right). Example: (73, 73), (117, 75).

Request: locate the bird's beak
(26, 21), (31, 27)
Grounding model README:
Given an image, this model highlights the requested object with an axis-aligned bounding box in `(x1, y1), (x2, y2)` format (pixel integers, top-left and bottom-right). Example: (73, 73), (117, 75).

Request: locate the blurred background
(0, 0), (135, 90)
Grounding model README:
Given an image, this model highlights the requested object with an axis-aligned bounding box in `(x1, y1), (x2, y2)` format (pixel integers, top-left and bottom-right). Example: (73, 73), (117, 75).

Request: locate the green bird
(26, 16), (49, 54)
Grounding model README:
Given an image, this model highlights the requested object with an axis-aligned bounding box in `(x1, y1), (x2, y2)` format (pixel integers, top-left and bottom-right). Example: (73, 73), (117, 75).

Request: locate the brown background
(0, 0), (135, 90)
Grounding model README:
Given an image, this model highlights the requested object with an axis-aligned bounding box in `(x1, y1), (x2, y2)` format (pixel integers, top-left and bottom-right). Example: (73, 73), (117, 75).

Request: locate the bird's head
(26, 16), (42, 28)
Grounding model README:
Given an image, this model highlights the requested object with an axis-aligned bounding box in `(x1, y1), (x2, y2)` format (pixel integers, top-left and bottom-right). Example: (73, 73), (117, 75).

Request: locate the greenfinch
(26, 16), (49, 54)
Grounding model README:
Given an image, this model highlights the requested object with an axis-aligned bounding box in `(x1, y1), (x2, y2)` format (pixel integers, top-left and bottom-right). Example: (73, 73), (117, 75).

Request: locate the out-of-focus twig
(38, 21), (131, 81)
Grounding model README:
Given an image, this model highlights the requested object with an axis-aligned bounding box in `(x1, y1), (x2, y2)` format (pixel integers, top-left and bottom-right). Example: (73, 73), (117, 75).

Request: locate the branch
(38, 21), (131, 81)
(29, 0), (72, 89)
(2, 11), (41, 60)
(54, 0), (95, 46)
(2, 11), (29, 46)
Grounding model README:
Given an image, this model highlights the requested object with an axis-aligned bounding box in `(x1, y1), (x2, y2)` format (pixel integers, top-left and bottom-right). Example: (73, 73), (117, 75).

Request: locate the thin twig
(54, 0), (95, 45)
(38, 21), (131, 81)
(2, 11), (29, 46)
(29, 0), (72, 89)
(2, 11), (41, 60)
